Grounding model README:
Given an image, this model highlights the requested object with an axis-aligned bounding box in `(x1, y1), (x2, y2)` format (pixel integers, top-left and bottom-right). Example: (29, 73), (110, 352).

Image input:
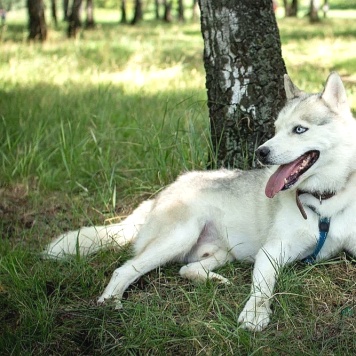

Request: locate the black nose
(256, 146), (270, 161)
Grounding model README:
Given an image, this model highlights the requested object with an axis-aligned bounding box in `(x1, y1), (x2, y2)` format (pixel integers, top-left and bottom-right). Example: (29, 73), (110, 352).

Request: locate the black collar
(296, 189), (335, 219)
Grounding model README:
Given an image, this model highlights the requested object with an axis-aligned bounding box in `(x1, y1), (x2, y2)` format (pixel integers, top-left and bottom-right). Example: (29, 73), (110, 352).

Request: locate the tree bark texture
(27, 0), (47, 41)
(199, 0), (287, 169)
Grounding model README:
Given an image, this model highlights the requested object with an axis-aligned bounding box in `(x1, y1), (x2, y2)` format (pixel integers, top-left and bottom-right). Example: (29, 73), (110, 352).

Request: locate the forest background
(1, 0), (356, 354)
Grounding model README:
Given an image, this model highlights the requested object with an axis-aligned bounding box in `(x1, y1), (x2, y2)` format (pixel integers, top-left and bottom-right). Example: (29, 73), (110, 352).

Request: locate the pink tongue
(265, 159), (302, 198)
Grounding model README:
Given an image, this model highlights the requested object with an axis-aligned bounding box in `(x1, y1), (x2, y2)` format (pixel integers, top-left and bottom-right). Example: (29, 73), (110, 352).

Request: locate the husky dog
(44, 73), (356, 331)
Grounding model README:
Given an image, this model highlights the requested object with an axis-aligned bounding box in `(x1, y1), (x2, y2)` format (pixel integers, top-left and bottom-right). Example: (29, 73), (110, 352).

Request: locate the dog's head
(256, 72), (355, 198)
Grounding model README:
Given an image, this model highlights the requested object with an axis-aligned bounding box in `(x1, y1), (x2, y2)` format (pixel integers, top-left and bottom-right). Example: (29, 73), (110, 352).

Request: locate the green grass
(1, 8), (356, 355)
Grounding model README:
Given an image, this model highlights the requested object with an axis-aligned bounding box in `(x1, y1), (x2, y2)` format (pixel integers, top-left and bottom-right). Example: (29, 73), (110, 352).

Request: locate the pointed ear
(284, 74), (303, 100)
(321, 72), (349, 112)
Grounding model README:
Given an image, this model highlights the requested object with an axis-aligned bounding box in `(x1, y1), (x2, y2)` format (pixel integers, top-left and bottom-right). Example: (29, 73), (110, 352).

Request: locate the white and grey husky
(44, 72), (356, 331)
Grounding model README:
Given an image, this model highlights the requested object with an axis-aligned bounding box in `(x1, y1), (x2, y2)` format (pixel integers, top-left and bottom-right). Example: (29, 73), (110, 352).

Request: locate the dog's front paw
(97, 295), (123, 310)
(238, 297), (271, 331)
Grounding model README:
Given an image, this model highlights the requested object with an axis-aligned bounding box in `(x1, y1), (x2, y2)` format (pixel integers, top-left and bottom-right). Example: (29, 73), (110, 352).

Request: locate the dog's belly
(184, 220), (261, 263)
(227, 231), (262, 262)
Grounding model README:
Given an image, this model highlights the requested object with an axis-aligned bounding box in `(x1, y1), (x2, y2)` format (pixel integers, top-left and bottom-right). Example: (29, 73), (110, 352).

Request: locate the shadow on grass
(0, 81), (208, 195)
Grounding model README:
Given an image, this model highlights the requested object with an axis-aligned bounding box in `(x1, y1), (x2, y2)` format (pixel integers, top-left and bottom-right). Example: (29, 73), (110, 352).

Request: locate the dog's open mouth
(265, 150), (319, 198)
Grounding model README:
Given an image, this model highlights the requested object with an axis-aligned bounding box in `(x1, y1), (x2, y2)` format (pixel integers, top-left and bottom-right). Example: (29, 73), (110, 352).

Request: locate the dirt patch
(0, 183), (100, 249)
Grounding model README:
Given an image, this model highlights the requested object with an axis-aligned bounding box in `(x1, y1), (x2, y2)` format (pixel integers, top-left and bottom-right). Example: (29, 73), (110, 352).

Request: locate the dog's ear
(284, 74), (303, 100)
(321, 72), (349, 112)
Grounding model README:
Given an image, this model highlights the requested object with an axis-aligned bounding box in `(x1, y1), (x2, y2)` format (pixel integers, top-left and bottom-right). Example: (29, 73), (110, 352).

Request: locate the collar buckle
(319, 218), (330, 233)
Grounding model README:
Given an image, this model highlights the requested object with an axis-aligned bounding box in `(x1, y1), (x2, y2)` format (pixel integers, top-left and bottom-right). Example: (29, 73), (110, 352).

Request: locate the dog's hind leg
(179, 220), (233, 284)
(179, 248), (234, 284)
(43, 200), (154, 259)
(97, 218), (203, 307)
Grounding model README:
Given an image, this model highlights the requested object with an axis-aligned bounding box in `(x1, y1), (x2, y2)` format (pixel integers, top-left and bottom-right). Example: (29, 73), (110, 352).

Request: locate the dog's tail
(42, 199), (154, 259)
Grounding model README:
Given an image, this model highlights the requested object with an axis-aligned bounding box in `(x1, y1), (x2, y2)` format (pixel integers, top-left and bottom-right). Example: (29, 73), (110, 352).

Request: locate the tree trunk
(85, 0), (94, 28)
(163, 0), (172, 22)
(121, 0), (127, 23)
(68, 0), (82, 37)
(199, 0), (287, 169)
(309, 0), (320, 22)
(192, 0), (199, 21)
(322, 0), (329, 18)
(63, 0), (69, 21)
(283, 0), (298, 17)
(131, 0), (143, 25)
(51, 0), (58, 26)
(177, 0), (184, 22)
(155, 0), (160, 20)
(27, 0), (47, 41)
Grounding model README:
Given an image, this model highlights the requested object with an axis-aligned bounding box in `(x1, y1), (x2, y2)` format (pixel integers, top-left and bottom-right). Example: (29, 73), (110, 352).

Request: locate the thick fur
(44, 73), (356, 331)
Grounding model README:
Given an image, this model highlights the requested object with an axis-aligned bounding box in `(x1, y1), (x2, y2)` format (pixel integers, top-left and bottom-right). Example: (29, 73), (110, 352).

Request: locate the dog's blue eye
(293, 126), (308, 134)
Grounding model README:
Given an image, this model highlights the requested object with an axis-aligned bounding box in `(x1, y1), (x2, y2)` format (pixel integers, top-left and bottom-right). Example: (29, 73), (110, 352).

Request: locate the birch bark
(199, 0), (287, 168)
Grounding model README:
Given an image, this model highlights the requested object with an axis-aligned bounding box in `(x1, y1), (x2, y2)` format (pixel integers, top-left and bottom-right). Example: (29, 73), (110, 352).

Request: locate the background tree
(163, 0), (172, 22)
(309, 0), (320, 22)
(154, 0), (159, 19)
(67, 0), (82, 37)
(131, 0), (143, 24)
(192, 0), (199, 20)
(322, 0), (329, 18)
(27, 0), (47, 41)
(178, 0), (184, 21)
(51, 0), (58, 26)
(63, 0), (69, 21)
(283, 0), (298, 16)
(85, 0), (94, 28)
(121, 0), (127, 23)
(199, 0), (287, 169)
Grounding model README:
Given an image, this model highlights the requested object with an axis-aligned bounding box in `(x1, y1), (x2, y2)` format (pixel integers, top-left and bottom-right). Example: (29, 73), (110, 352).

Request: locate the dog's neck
(296, 189), (335, 219)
